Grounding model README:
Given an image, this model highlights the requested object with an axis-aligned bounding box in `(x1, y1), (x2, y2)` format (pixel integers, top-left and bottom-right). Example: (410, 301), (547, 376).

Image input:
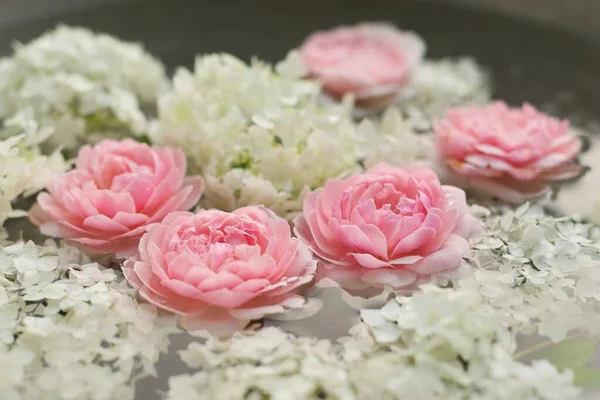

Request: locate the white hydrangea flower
(356, 106), (427, 169)
(168, 327), (354, 400)
(0, 110), (67, 225)
(0, 239), (175, 400)
(198, 102), (363, 218)
(167, 286), (578, 400)
(0, 25), (168, 152)
(457, 203), (600, 342)
(347, 346), (578, 400)
(360, 285), (514, 367)
(355, 285), (579, 400)
(395, 57), (491, 131)
(154, 53), (423, 218)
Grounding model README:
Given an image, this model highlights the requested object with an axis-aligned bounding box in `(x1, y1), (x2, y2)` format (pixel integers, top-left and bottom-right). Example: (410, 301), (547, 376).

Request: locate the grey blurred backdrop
(1, 0), (600, 41)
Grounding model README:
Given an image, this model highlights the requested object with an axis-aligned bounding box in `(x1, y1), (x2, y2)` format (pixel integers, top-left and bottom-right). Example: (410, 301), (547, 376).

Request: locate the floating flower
(394, 57), (491, 130)
(355, 286), (579, 400)
(0, 239), (173, 400)
(168, 327), (353, 400)
(294, 163), (479, 291)
(29, 139), (203, 257)
(435, 101), (584, 203)
(0, 25), (168, 152)
(458, 203), (600, 342)
(122, 206), (318, 336)
(299, 22), (425, 108)
(154, 53), (424, 219)
(165, 288), (579, 400)
(0, 110), (67, 225)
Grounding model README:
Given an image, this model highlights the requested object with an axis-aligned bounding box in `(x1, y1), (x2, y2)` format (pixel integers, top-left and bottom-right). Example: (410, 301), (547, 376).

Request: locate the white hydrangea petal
(154, 53), (424, 219)
(456, 203), (600, 343)
(0, 25), (169, 152)
(167, 285), (579, 400)
(0, 240), (174, 398)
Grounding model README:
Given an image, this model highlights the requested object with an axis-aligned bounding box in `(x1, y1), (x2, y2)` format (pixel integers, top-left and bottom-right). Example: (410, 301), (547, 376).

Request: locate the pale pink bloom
(293, 163), (479, 291)
(30, 139), (204, 257)
(123, 206), (317, 336)
(299, 22), (425, 108)
(435, 101), (584, 203)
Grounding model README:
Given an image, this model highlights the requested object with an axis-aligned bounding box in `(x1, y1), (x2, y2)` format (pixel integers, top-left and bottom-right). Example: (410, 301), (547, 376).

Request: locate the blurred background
(1, 1), (599, 399)
(2, 0), (600, 40)
(2, 0), (598, 215)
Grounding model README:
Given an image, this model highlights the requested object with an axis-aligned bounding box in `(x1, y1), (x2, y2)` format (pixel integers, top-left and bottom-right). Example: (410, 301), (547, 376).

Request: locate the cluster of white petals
(356, 106), (425, 169)
(0, 240), (174, 400)
(355, 285), (579, 400)
(359, 285), (513, 352)
(458, 203), (600, 342)
(0, 25), (168, 152)
(167, 327), (353, 400)
(167, 285), (578, 400)
(154, 52), (423, 218)
(396, 58), (491, 131)
(0, 110), (67, 225)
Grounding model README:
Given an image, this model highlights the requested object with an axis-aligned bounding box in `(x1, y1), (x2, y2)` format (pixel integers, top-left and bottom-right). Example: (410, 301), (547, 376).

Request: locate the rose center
(170, 222), (265, 258)
(365, 183), (417, 215)
(97, 154), (154, 189)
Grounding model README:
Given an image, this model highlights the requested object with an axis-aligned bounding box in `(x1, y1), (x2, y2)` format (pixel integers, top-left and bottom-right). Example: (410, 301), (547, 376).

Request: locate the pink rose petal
(295, 163), (478, 291)
(121, 206), (316, 337)
(435, 102), (584, 203)
(299, 22), (425, 108)
(30, 139), (204, 257)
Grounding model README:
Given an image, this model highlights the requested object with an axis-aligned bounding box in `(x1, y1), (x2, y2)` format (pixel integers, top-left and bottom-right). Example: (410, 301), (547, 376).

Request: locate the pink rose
(299, 22), (425, 107)
(435, 101), (584, 203)
(122, 206), (317, 336)
(30, 139), (204, 257)
(293, 163), (478, 291)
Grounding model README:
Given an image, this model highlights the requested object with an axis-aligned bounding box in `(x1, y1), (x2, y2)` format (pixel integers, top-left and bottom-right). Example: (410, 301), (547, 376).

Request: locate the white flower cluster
(346, 285), (578, 400)
(154, 52), (423, 218)
(396, 57), (491, 131)
(355, 285), (579, 400)
(359, 285), (513, 350)
(167, 327), (353, 400)
(0, 240), (174, 400)
(0, 110), (67, 225)
(458, 203), (600, 342)
(0, 25), (168, 152)
(196, 98), (362, 218)
(356, 106), (425, 170)
(166, 285), (578, 400)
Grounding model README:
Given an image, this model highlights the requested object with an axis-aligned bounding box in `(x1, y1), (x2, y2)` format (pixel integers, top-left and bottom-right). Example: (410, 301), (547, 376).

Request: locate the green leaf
(135, 134), (153, 145)
(230, 150), (254, 170)
(571, 366), (600, 389)
(535, 338), (597, 371)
